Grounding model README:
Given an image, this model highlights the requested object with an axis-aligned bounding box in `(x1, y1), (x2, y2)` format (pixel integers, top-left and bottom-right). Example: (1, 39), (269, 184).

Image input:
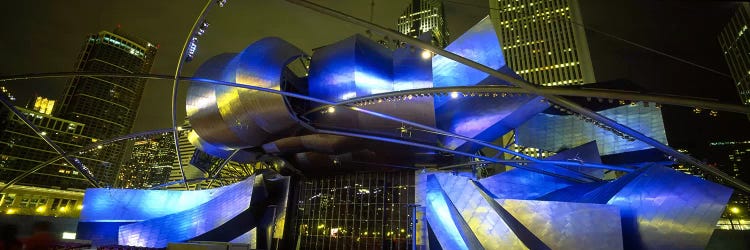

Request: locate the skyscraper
(488, 0), (595, 86)
(719, 3), (750, 107)
(117, 133), (175, 189)
(396, 0), (450, 48)
(58, 28), (157, 184)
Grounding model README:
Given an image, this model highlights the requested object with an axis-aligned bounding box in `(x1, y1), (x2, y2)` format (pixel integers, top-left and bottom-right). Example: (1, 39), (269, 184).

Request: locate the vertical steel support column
(286, 0), (750, 193)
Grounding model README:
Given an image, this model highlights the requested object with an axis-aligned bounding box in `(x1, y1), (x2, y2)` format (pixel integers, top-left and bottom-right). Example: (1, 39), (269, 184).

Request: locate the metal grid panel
(294, 171), (415, 250)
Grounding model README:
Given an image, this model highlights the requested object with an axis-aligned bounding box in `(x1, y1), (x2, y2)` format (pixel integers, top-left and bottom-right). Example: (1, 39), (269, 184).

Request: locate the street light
(731, 206), (740, 214)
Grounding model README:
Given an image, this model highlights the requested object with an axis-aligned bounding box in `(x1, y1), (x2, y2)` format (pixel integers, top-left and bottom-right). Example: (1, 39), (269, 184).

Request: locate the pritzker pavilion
(2, 1), (750, 249)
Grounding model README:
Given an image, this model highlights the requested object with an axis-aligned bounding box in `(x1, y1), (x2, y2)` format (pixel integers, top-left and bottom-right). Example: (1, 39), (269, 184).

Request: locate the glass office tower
(397, 0), (450, 48)
(58, 28), (157, 185)
(489, 0), (595, 86)
(719, 3), (750, 107)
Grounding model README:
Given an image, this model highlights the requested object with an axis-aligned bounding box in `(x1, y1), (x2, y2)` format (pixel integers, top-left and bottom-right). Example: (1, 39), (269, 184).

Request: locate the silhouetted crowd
(0, 221), (57, 250)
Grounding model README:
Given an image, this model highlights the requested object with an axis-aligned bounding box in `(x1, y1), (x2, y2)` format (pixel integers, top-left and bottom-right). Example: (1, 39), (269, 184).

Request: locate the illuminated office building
(488, 0), (595, 86)
(709, 140), (750, 212)
(0, 106), (100, 189)
(396, 0), (450, 48)
(57, 28), (157, 184)
(0, 184), (84, 218)
(31, 96), (55, 115)
(719, 3), (750, 106)
(117, 133), (175, 189)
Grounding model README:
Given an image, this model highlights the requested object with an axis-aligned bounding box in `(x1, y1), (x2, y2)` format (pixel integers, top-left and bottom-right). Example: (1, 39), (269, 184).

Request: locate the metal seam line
(285, 0), (750, 193)
(0, 128), (174, 193)
(1, 72), (747, 115)
(171, 0), (215, 190)
(0, 94), (100, 187)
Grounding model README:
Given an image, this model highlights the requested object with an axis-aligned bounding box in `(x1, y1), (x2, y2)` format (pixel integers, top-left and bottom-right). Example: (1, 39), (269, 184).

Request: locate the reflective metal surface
(433, 173), (525, 250)
(187, 37), (307, 151)
(604, 166), (732, 249)
(495, 199), (623, 250)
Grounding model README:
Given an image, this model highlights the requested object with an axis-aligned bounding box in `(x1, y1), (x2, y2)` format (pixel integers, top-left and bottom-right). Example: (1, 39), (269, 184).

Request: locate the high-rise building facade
(709, 140), (750, 212)
(396, 0), (450, 48)
(58, 28), (157, 184)
(719, 3), (750, 106)
(0, 105), (100, 189)
(117, 133), (175, 189)
(488, 0), (595, 86)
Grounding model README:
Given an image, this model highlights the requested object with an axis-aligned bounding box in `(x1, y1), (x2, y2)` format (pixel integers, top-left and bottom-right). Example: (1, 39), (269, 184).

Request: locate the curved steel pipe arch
(302, 85), (750, 116)
(2, 72), (746, 115)
(285, 0), (750, 193)
(0, 128), (175, 193)
(171, 0), (216, 190)
(0, 73), (724, 185)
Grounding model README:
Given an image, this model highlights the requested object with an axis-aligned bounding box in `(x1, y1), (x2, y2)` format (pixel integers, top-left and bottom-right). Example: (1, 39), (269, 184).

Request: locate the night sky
(0, 0), (747, 160)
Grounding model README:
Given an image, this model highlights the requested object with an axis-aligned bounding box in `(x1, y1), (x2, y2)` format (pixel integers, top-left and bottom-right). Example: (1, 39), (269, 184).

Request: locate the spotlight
(693, 107), (702, 114)
(709, 110), (718, 117)
(450, 92), (459, 99)
(327, 106), (335, 113)
(421, 50), (432, 59)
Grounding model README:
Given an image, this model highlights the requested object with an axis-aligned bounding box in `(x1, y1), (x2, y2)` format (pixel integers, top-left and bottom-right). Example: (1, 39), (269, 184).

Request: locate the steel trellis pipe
(0, 94), (100, 187)
(0, 72), (653, 172)
(0, 128), (175, 193)
(285, 0), (750, 193)
(171, 0), (215, 190)
(2, 72), (747, 115)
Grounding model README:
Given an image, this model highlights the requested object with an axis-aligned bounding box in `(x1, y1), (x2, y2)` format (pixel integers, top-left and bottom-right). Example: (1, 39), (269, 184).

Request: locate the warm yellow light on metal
(76, 205), (84, 210)
(6, 208), (16, 214)
(36, 206), (46, 213)
(59, 206), (68, 212)
(731, 207), (740, 214)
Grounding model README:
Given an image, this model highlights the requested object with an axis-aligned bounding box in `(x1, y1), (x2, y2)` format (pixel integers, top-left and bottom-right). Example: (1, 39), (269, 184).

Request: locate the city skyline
(0, 1), (748, 248)
(0, 0), (747, 160)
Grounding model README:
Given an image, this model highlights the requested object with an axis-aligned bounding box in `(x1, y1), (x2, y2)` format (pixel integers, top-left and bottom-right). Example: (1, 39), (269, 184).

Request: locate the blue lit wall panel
(478, 168), (575, 200)
(496, 199), (624, 250)
(79, 187), (226, 222)
(117, 178), (255, 247)
(528, 141), (604, 180)
(433, 173), (526, 249)
(602, 166), (732, 249)
(516, 105), (668, 155)
(432, 16), (507, 91)
(308, 34), (393, 102)
(424, 174), (472, 250)
(437, 94), (549, 150)
(393, 46), (433, 91)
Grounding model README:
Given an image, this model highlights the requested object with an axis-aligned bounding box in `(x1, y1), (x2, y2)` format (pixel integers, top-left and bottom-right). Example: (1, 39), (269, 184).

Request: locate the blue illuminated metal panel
(432, 16), (508, 102)
(516, 105), (668, 155)
(423, 174), (477, 250)
(477, 168), (575, 200)
(308, 34), (393, 102)
(602, 166), (732, 249)
(529, 141), (604, 180)
(433, 173), (526, 249)
(117, 178), (255, 247)
(430, 16), (548, 150)
(79, 187), (225, 223)
(496, 199), (623, 250)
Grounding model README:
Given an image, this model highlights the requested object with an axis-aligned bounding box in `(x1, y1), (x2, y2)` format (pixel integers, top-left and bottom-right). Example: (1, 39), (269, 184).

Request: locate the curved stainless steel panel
(187, 37), (307, 150)
(187, 131), (257, 163)
(187, 53), (246, 148)
(215, 37), (306, 147)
